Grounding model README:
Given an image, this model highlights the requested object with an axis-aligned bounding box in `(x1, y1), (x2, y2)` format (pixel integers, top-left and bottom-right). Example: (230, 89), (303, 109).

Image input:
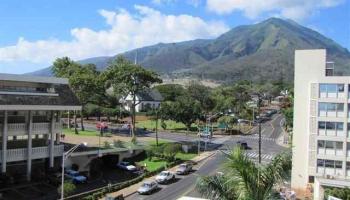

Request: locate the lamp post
(61, 142), (87, 200)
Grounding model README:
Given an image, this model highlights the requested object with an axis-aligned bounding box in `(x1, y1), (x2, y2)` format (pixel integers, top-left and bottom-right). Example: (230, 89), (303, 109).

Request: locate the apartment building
(0, 73), (81, 181)
(291, 49), (350, 199)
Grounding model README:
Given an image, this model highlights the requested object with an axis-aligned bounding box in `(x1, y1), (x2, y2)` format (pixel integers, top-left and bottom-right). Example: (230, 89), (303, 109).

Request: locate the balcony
(0, 145), (63, 162)
(0, 122), (61, 136)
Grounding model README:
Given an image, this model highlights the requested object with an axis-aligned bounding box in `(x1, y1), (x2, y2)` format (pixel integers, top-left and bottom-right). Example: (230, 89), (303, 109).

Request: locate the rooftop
(0, 73), (68, 84)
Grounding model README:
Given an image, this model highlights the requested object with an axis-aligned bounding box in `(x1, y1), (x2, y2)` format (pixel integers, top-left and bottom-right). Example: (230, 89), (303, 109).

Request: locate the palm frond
(196, 174), (237, 200)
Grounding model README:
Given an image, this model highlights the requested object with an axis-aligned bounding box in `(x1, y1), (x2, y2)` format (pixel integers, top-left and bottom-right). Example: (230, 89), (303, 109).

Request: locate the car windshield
(142, 183), (151, 188)
(179, 164), (186, 168)
(160, 172), (168, 176)
(121, 162), (129, 166)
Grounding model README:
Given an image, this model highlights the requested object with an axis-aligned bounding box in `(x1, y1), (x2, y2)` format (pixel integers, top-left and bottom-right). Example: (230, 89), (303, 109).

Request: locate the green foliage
(113, 140), (125, 148)
(160, 96), (202, 131)
(196, 148), (292, 200)
(154, 84), (186, 101)
(102, 56), (162, 141)
(325, 187), (350, 200)
(282, 107), (293, 128)
(58, 181), (76, 197)
(218, 116), (237, 127)
(103, 141), (110, 148)
(163, 143), (182, 162)
(187, 81), (215, 112)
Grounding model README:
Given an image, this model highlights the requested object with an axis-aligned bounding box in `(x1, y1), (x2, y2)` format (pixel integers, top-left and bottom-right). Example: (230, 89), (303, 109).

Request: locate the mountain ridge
(28, 17), (350, 83)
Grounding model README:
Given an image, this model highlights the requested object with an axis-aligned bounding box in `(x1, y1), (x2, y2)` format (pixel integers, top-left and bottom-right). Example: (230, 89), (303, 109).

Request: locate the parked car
(155, 171), (175, 183)
(137, 180), (158, 195)
(236, 141), (249, 150)
(176, 163), (193, 175)
(65, 169), (87, 184)
(199, 132), (212, 139)
(117, 161), (137, 171)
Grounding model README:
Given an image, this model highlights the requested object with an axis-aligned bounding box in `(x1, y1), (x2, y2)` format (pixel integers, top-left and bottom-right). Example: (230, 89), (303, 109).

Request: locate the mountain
(28, 18), (350, 83)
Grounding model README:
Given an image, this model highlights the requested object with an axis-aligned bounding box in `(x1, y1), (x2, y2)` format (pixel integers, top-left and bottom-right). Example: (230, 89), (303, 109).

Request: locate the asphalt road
(126, 132), (287, 200)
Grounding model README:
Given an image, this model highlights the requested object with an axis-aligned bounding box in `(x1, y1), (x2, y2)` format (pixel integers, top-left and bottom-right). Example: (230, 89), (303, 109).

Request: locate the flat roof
(0, 73), (68, 84)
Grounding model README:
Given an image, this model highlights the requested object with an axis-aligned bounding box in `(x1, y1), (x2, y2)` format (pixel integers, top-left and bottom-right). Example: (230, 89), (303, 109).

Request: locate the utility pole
(258, 95), (262, 164)
(155, 109), (159, 146)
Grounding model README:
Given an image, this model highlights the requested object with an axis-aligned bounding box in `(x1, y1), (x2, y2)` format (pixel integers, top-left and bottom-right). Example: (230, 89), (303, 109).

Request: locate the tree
(325, 187), (350, 200)
(154, 84), (186, 101)
(282, 107), (293, 128)
(187, 81), (215, 113)
(53, 59), (104, 132)
(196, 148), (291, 200)
(102, 56), (162, 142)
(161, 95), (202, 133)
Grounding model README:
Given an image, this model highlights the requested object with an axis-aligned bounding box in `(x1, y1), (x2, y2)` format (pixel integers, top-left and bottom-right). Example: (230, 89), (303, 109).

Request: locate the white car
(137, 180), (158, 195)
(155, 171), (175, 183)
(117, 161), (137, 171)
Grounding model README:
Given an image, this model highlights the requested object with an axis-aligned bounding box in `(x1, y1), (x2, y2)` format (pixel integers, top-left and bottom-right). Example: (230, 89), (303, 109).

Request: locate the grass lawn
(147, 139), (172, 147)
(63, 128), (99, 136)
(136, 120), (197, 132)
(137, 158), (167, 172)
(176, 152), (197, 161)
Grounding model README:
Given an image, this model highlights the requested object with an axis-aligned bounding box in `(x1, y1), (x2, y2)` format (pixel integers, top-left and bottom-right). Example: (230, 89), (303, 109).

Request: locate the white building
(291, 49), (350, 199)
(122, 88), (163, 112)
(0, 74), (81, 181)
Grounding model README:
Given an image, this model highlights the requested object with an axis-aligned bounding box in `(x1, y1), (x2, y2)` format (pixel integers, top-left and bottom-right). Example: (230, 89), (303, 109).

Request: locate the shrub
(58, 181), (76, 197)
(113, 140), (125, 148)
(163, 143), (182, 162)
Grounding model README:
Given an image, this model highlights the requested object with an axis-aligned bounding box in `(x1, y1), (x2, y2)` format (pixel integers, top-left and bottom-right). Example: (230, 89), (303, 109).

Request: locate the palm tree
(196, 148), (291, 200)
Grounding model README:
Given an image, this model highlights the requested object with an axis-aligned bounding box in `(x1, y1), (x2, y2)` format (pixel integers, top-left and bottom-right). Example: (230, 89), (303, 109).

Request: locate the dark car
(237, 141), (249, 150)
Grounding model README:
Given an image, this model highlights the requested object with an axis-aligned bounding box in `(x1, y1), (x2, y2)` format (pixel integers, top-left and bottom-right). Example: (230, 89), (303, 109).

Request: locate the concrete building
(291, 49), (350, 199)
(122, 88), (163, 112)
(0, 73), (81, 181)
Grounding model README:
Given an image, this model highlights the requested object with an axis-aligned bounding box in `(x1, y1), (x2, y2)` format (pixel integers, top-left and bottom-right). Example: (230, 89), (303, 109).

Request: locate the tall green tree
(102, 56), (162, 142)
(196, 148), (291, 200)
(160, 95), (202, 133)
(187, 81), (215, 113)
(52, 57), (104, 132)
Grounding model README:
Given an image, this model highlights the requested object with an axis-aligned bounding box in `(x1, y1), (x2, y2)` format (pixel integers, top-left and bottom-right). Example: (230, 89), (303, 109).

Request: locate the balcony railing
(0, 145), (64, 162)
(0, 122), (61, 136)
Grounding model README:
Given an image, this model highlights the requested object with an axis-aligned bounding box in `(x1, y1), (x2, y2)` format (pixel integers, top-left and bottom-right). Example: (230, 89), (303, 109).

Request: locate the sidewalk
(101, 151), (215, 199)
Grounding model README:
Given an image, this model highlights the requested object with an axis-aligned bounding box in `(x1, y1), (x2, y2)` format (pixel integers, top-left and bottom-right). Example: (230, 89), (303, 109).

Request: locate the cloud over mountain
(0, 5), (228, 68)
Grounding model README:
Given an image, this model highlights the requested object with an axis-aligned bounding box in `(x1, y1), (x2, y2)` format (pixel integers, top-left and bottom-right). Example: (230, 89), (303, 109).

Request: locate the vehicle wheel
(172, 175), (175, 179)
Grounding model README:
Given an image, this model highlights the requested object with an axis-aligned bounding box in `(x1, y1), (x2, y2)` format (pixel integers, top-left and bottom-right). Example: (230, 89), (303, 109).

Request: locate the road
(126, 114), (287, 200)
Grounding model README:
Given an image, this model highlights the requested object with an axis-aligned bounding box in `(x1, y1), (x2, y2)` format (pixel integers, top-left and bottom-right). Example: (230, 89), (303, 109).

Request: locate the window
(319, 122), (326, 129)
(336, 142), (343, 150)
(325, 160), (335, 168)
(318, 103), (344, 117)
(319, 84), (345, 98)
(317, 159), (325, 167)
(325, 141), (334, 149)
(335, 161), (343, 169)
(337, 123), (344, 131)
(318, 140), (325, 148)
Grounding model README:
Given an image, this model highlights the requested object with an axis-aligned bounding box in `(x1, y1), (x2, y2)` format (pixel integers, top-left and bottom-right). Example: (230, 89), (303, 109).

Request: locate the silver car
(137, 180), (158, 195)
(176, 163), (193, 175)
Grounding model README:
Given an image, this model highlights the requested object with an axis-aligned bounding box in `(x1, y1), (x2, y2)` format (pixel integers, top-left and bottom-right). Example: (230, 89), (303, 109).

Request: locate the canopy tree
(102, 56), (162, 142)
(52, 57), (104, 133)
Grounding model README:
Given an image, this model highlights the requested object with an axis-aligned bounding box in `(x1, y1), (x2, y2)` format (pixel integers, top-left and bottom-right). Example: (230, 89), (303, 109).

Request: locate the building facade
(122, 88), (163, 112)
(0, 74), (81, 181)
(291, 49), (350, 199)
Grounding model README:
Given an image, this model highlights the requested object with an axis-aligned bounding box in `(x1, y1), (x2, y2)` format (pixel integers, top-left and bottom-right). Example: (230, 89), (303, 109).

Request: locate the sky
(0, 0), (349, 74)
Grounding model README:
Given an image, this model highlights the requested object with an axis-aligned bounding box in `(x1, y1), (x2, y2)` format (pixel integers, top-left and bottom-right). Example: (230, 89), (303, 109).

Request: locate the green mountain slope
(28, 18), (350, 83)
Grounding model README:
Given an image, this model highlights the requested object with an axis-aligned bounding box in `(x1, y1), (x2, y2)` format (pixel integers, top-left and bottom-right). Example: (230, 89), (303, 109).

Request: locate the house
(291, 49), (350, 199)
(122, 88), (163, 112)
(0, 73), (81, 181)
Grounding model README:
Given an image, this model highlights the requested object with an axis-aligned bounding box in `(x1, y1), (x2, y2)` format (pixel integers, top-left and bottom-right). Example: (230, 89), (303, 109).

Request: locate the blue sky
(0, 0), (349, 74)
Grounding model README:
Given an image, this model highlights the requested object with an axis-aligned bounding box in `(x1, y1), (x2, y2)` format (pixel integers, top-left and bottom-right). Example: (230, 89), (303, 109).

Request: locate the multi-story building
(292, 49), (350, 199)
(0, 73), (81, 181)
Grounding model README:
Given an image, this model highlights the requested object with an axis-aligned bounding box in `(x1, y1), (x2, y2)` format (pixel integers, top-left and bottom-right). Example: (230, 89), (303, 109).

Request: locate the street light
(60, 142), (87, 200)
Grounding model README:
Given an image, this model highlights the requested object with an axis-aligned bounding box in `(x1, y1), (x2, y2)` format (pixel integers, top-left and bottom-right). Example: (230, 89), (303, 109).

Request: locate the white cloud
(0, 5), (228, 69)
(206, 0), (344, 20)
(151, 0), (176, 5)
